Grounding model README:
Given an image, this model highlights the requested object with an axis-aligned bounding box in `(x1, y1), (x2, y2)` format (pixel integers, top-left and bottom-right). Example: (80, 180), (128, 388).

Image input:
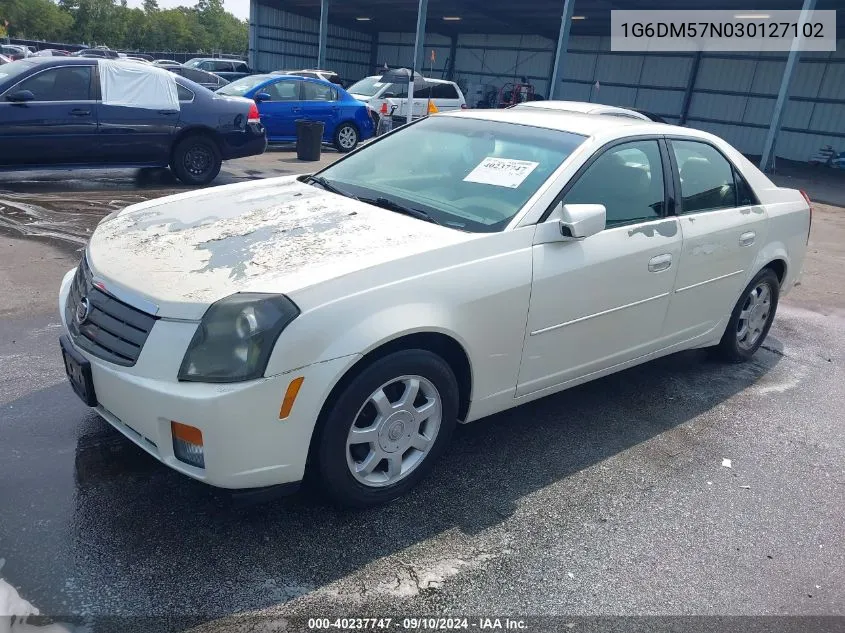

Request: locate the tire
(170, 134), (222, 186)
(333, 123), (359, 153)
(716, 268), (780, 362)
(313, 350), (459, 508)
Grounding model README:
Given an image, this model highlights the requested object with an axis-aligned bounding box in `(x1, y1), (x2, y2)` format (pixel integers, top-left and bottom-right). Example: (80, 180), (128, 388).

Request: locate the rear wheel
(170, 135), (222, 185)
(334, 123), (359, 153)
(314, 350), (459, 507)
(716, 268), (780, 362)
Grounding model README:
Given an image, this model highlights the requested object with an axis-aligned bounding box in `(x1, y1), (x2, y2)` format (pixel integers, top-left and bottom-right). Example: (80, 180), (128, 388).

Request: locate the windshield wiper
(360, 196), (441, 226)
(304, 175), (358, 200)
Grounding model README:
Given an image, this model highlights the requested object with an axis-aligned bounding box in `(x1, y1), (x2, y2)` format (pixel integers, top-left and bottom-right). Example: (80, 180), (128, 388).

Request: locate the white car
(514, 99), (657, 121)
(348, 75), (466, 119)
(58, 110), (811, 507)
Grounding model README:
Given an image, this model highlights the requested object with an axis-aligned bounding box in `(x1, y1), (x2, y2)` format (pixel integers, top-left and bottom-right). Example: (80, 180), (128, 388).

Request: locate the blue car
(217, 74), (374, 152)
(0, 58), (267, 185)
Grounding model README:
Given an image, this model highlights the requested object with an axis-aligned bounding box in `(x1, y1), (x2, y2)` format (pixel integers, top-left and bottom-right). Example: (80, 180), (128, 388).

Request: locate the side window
(734, 168), (758, 206)
(563, 139), (666, 227)
(266, 80), (300, 101)
(176, 84), (194, 102)
(198, 61), (214, 71)
(233, 62), (249, 73)
(671, 139), (737, 213)
(431, 83), (459, 99)
(14, 66), (92, 101)
(302, 81), (336, 101)
(414, 81), (433, 98)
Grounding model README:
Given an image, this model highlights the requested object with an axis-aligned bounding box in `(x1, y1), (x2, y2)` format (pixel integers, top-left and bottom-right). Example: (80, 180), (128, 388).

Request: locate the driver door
(517, 138), (682, 396)
(0, 64), (99, 166)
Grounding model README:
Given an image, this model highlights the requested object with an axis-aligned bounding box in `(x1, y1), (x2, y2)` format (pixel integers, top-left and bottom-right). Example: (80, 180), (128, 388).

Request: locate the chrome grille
(65, 257), (157, 367)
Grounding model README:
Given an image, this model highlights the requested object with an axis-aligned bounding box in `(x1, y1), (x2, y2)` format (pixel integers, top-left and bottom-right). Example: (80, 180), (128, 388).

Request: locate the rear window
(430, 83), (459, 99)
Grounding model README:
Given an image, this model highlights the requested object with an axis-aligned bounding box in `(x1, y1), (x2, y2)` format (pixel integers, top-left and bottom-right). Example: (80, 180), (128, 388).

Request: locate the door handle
(158, 110), (178, 115)
(69, 108), (91, 116)
(292, 107), (302, 113)
(739, 231), (756, 247)
(648, 253), (672, 273)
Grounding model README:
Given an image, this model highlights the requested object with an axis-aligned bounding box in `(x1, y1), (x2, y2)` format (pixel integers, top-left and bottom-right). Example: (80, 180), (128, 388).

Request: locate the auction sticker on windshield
(463, 157), (539, 188)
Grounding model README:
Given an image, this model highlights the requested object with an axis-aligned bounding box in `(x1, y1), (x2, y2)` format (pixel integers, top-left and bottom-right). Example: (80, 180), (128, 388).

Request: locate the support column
(447, 34), (457, 80)
(317, 0), (329, 69)
(248, 0), (258, 72)
(409, 0), (428, 124)
(548, 0), (575, 100)
(759, 0), (817, 172)
(679, 51), (701, 125)
(369, 31), (379, 74)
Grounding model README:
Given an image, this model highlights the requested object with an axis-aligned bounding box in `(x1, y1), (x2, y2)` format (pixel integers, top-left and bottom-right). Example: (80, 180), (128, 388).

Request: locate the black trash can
(295, 119), (324, 161)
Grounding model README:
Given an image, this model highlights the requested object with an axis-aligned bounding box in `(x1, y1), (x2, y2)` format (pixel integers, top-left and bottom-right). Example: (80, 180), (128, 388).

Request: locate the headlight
(178, 293), (300, 383)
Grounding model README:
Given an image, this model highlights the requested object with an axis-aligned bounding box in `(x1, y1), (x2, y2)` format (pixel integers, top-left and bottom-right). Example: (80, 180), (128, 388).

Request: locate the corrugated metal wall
(252, 1), (845, 163)
(253, 4), (371, 81)
(556, 36), (845, 161)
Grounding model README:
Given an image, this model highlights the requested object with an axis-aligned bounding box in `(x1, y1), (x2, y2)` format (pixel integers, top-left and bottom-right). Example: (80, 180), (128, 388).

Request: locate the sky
(125, 0), (250, 20)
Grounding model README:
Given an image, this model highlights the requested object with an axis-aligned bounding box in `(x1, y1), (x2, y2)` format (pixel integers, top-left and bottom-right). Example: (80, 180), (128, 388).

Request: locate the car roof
(363, 74), (456, 85)
(440, 107), (698, 141)
(515, 100), (649, 119)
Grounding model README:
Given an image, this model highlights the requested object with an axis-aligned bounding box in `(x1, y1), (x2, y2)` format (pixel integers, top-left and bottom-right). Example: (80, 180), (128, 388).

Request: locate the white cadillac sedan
(58, 109), (811, 507)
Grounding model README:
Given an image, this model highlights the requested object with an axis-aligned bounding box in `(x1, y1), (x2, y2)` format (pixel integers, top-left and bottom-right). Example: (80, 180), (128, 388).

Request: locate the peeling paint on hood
(88, 176), (473, 319)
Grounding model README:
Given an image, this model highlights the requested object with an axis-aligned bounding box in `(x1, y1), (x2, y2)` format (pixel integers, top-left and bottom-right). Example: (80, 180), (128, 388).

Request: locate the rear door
(257, 79), (302, 140)
(661, 137), (768, 342)
(0, 63), (100, 166)
(96, 64), (178, 165)
(299, 80), (339, 137)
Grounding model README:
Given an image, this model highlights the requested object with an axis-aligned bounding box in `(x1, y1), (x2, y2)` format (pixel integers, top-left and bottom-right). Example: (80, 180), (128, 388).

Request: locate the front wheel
(333, 123), (359, 153)
(716, 268), (780, 362)
(314, 350), (459, 507)
(170, 135), (222, 185)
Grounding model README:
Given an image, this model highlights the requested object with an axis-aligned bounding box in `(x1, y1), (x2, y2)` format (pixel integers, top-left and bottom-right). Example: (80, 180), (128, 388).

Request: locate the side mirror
(382, 92), (396, 99)
(254, 92), (271, 103)
(535, 202), (606, 244)
(7, 90), (35, 103)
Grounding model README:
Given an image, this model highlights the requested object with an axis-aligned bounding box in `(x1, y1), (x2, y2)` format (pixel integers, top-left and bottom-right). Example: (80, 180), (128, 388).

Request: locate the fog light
(171, 421), (205, 468)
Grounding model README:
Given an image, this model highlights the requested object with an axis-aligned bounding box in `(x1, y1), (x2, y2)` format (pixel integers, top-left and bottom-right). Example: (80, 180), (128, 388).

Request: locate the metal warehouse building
(248, 0), (845, 169)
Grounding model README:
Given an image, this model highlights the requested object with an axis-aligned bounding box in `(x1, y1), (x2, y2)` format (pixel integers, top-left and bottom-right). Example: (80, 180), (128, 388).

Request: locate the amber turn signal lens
(171, 421), (203, 445)
(279, 377), (304, 419)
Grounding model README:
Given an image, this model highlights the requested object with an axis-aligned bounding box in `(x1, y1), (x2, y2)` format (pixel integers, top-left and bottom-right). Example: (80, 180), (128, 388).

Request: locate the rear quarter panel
(710, 135), (810, 295)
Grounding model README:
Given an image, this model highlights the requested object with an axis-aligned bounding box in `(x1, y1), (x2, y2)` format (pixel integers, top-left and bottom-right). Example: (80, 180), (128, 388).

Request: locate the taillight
(247, 102), (261, 123)
(800, 189), (812, 243)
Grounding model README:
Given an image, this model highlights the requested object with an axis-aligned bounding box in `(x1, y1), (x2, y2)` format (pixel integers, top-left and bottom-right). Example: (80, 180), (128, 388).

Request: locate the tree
(0, 0), (246, 53)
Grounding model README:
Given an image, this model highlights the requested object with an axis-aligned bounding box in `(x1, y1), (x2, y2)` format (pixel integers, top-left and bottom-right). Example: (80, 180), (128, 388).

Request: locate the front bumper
(59, 269), (359, 489)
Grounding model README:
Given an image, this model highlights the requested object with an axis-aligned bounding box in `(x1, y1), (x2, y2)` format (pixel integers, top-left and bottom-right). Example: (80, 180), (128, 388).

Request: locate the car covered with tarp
(0, 58), (266, 184)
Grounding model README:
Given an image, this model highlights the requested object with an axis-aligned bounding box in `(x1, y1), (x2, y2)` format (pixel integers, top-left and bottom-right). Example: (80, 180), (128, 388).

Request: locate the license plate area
(60, 335), (98, 406)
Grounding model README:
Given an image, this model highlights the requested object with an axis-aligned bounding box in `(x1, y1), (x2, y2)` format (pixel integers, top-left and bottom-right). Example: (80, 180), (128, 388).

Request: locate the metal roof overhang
(258, 0), (843, 40)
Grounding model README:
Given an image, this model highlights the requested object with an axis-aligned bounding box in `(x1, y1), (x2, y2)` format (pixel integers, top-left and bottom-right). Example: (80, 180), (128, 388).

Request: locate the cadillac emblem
(75, 296), (91, 326)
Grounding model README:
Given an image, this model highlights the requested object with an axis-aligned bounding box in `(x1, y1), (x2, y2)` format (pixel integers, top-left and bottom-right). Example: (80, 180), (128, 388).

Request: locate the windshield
(217, 75), (270, 96)
(0, 59), (37, 83)
(317, 116), (585, 233)
(347, 76), (387, 97)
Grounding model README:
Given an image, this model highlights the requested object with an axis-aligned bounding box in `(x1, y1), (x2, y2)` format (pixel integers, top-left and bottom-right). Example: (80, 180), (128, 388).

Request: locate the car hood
(87, 176), (473, 320)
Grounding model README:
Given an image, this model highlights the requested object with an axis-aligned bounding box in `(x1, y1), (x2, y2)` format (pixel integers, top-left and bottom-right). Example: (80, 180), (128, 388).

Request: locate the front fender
(264, 228), (536, 407)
